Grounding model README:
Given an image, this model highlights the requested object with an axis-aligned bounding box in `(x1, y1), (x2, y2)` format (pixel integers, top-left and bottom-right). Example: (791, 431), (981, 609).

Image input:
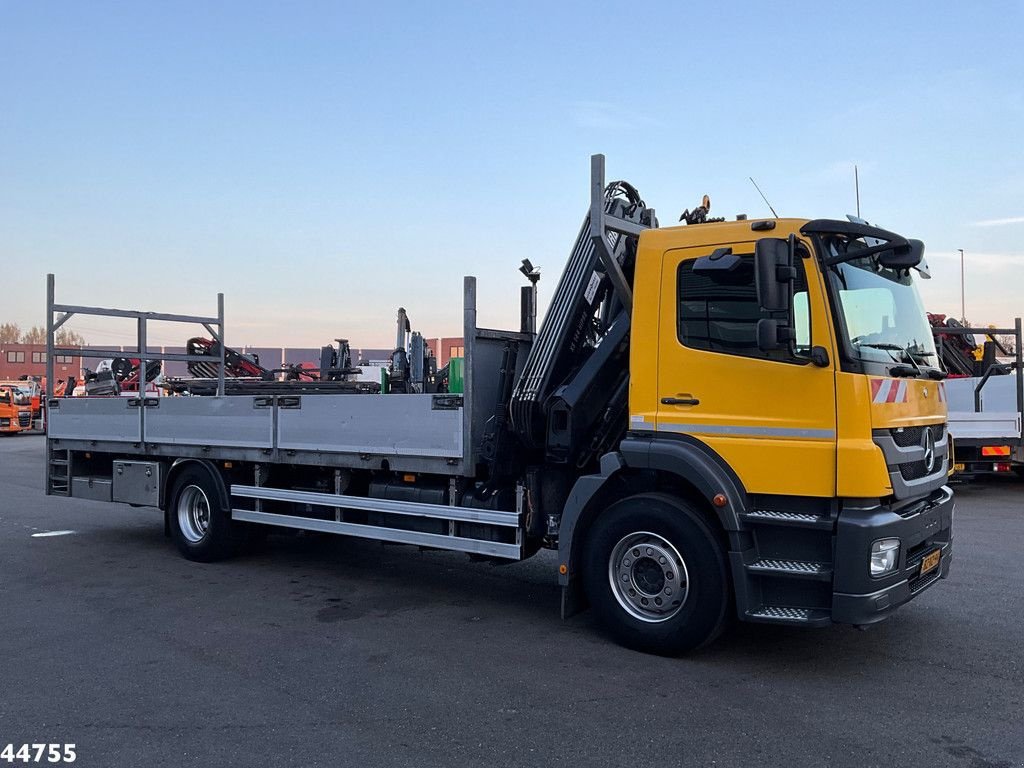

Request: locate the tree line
(0, 323), (87, 346)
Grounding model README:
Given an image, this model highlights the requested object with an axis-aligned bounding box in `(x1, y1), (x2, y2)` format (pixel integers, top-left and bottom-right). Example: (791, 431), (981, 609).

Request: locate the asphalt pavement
(0, 434), (1021, 767)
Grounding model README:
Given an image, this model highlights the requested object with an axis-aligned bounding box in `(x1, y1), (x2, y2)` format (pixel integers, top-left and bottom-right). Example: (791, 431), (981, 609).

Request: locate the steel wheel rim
(608, 531), (689, 623)
(177, 485), (211, 543)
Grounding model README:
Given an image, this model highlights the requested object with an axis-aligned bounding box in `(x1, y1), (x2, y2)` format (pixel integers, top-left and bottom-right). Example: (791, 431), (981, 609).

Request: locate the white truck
(937, 321), (1023, 478)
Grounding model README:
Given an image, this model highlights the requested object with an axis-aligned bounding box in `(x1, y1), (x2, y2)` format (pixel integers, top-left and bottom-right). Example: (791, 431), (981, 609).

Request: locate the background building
(0, 343), (81, 383)
(429, 337), (465, 367)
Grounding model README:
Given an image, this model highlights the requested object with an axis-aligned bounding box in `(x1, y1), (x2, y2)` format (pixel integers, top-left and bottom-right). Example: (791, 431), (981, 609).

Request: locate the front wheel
(582, 493), (730, 655)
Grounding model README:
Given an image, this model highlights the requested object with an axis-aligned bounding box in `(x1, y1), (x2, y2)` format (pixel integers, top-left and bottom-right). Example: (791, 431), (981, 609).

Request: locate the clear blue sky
(2, 1), (1022, 347)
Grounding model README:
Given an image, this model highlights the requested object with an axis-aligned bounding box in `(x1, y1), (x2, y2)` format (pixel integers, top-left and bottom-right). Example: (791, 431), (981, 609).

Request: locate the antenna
(854, 165), (861, 218)
(749, 177), (778, 219)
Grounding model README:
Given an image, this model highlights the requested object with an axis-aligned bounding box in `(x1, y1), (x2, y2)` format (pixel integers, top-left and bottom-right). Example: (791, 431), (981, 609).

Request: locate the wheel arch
(163, 458), (230, 533)
(557, 434), (749, 616)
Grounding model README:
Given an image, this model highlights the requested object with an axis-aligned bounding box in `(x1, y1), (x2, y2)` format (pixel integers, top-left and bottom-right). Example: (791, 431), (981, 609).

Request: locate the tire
(168, 466), (241, 562)
(581, 492), (730, 656)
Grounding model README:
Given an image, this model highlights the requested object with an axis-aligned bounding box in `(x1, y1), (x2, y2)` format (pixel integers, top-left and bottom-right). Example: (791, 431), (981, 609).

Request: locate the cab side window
(676, 253), (810, 363)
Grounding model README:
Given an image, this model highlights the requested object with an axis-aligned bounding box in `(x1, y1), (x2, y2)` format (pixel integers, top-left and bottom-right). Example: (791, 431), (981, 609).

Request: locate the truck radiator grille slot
(898, 460), (932, 481)
(908, 570), (941, 594)
(904, 540), (934, 565)
(890, 424), (946, 448)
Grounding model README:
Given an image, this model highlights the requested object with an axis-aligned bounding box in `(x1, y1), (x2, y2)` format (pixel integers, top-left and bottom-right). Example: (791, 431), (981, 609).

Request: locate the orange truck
(0, 378), (42, 419)
(0, 385), (33, 434)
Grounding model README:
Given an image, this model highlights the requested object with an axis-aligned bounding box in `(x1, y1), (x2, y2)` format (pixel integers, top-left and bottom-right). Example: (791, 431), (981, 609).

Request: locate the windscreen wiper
(856, 342), (947, 379)
(856, 342), (925, 377)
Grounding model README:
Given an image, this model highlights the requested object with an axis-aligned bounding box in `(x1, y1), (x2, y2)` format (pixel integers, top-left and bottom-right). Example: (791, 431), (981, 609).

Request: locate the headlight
(870, 538), (901, 576)
(0, 418), (9, 427)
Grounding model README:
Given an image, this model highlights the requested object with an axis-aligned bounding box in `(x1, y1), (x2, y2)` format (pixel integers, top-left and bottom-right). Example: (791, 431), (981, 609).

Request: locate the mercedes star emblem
(922, 429), (936, 474)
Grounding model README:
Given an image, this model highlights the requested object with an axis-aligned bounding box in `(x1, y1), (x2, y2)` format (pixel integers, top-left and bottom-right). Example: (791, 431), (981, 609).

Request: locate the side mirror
(757, 318), (795, 351)
(878, 238), (925, 270)
(754, 237), (796, 312)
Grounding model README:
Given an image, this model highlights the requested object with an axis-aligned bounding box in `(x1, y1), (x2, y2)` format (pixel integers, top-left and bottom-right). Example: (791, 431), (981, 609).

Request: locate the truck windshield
(828, 255), (938, 369)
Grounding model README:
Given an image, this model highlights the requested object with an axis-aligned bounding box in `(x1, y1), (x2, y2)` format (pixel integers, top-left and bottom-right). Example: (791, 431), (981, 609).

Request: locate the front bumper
(831, 485), (954, 625)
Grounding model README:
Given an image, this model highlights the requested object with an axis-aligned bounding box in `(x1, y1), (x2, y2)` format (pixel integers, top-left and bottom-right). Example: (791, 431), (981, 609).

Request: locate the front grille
(905, 540), (933, 564)
(18, 412), (31, 428)
(899, 460), (932, 481)
(891, 423), (945, 448)
(905, 538), (944, 593)
(909, 570), (941, 594)
(887, 423), (946, 482)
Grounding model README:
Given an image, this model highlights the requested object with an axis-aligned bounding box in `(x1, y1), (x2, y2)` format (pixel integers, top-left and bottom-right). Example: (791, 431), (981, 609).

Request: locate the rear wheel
(582, 493), (730, 655)
(169, 466), (241, 562)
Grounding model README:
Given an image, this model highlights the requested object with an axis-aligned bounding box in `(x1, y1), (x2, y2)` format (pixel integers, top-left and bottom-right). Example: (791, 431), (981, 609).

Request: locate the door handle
(661, 396), (700, 406)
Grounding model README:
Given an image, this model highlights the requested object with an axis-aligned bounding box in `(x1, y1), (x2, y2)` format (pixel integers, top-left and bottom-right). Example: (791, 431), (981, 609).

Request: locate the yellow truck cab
(561, 213), (952, 650)
(0, 385), (33, 433)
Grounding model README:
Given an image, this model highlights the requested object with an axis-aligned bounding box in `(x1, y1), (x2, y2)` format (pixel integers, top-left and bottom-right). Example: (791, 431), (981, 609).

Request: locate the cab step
(746, 605), (831, 626)
(741, 509), (833, 530)
(747, 558), (832, 581)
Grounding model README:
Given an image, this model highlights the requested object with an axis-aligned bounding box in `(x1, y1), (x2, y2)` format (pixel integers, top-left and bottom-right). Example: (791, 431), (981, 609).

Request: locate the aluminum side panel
(947, 411), (1022, 441)
(145, 397), (273, 448)
(277, 395), (463, 457)
(47, 398), (141, 442)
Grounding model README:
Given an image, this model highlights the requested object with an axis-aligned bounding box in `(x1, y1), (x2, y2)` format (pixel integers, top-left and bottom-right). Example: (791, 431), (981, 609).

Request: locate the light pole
(958, 248), (965, 325)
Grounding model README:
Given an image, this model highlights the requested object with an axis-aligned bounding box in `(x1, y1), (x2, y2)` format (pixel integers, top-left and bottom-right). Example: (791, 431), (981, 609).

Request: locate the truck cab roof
(638, 218), (809, 251)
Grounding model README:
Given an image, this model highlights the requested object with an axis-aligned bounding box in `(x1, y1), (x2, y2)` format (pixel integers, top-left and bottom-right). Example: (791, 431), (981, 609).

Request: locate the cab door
(656, 238), (837, 497)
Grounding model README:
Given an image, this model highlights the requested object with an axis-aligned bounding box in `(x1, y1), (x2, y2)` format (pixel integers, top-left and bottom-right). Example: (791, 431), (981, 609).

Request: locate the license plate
(920, 549), (941, 576)
(953, 463), (965, 472)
